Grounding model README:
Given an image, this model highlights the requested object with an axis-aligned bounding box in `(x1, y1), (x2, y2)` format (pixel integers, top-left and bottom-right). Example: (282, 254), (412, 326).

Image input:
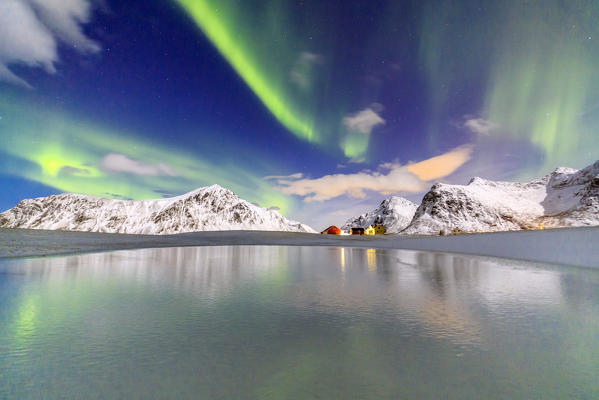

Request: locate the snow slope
(403, 160), (599, 235)
(342, 196), (418, 233)
(0, 184), (316, 234)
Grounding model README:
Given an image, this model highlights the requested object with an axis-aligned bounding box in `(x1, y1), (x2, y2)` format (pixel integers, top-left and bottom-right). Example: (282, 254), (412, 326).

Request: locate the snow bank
(1, 226), (597, 268)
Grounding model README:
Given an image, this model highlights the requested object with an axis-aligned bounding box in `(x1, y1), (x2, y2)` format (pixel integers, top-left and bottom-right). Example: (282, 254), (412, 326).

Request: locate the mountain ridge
(0, 184), (316, 234)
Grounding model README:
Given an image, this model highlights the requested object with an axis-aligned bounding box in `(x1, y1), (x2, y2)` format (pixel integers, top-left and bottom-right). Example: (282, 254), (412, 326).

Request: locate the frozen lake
(1, 246), (598, 399)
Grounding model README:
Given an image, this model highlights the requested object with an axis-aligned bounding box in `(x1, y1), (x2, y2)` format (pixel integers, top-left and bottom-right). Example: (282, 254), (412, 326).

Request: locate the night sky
(1, 0), (598, 229)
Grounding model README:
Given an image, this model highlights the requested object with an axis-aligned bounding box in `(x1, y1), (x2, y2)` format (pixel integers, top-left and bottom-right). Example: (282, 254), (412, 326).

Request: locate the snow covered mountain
(341, 196), (419, 233)
(0, 184), (316, 234)
(403, 160), (599, 235)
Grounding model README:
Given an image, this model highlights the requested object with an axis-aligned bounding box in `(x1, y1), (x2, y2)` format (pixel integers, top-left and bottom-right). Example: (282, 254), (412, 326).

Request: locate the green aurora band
(177, 0), (315, 141)
(482, 1), (597, 168)
(176, 0), (378, 160)
(179, 0), (316, 141)
(178, 0), (599, 167)
(419, 0), (599, 173)
(0, 95), (293, 214)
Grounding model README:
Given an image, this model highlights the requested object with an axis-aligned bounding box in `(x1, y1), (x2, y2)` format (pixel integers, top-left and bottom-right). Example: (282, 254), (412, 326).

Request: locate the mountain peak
(467, 176), (486, 185)
(342, 195), (418, 233)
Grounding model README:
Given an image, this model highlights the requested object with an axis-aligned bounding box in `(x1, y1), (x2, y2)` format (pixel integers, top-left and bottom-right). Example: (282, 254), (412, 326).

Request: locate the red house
(321, 225), (342, 235)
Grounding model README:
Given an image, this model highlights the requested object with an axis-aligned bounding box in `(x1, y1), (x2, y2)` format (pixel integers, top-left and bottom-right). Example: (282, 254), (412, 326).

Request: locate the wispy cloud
(342, 107), (385, 135)
(289, 51), (320, 90)
(406, 145), (473, 181)
(335, 157), (367, 168)
(343, 107), (385, 135)
(101, 192), (133, 201)
(58, 165), (90, 175)
(263, 172), (304, 180)
(378, 161), (398, 170)
(0, 0), (99, 87)
(272, 146), (473, 202)
(100, 153), (178, 176)
(463, 117), (497, 135)
(154, 189), (176, 198)
(274, 166), (424, 202)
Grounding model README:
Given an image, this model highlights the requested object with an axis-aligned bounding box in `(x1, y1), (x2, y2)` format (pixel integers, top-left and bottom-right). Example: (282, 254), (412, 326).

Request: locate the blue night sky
(1, 0), (598, 229)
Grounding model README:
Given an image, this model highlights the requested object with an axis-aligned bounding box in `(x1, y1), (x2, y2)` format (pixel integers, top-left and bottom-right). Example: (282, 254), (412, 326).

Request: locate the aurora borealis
(1, 0), (598, 228)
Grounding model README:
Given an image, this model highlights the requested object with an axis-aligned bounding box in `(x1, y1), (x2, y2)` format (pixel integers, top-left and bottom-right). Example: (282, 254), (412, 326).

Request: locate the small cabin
(321, 225), (342, 235)
(374, 225), (386, 235)
(365, 225), (375, 236)
(351, 227), (365, 235)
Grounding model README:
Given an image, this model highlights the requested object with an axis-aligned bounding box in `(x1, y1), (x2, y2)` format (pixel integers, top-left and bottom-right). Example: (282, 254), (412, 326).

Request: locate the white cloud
(342, 107), (385, 135)
(463, 118), (497, 135)
(272, 146), (473, 202)
(100, 154), (178, 176)
(30, 0), (99, 52)
(0, 0), (99, 87)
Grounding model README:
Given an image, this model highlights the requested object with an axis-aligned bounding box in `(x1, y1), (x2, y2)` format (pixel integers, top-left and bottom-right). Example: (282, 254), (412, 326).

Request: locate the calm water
(1, 246), (598, 399)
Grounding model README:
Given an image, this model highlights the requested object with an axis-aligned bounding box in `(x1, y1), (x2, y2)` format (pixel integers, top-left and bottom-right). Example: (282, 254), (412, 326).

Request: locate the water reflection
(4, 246), (289, 299)
(406, 251), (564, 307)
(1, 247), (568, 347)
(1, 246), (598, 399)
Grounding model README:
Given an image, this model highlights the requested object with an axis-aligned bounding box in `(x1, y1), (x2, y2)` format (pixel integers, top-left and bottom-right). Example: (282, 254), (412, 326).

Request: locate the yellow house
(374, 225), (386, 235)
(365, 225), (375, 236)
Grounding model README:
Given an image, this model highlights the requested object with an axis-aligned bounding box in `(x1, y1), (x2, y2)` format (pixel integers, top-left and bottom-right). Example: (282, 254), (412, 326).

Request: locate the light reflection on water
(1, 246), (598, 399)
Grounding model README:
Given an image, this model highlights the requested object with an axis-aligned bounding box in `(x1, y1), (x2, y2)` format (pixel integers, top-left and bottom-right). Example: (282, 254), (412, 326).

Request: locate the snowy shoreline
(1, 227), (597, 268)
